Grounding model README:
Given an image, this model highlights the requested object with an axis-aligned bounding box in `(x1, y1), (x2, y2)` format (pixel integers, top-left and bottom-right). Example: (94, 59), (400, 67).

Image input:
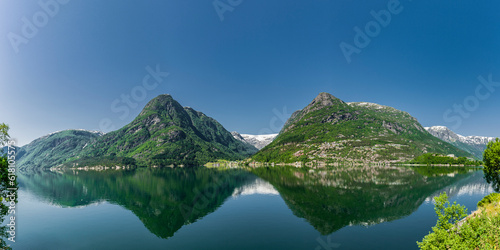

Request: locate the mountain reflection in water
(18, 165), (487, 239)
(251, 165), (485, 234)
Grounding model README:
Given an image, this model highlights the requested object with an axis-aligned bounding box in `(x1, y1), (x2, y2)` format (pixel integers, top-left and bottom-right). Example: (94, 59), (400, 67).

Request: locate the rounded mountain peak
(139, 94), (183, 116)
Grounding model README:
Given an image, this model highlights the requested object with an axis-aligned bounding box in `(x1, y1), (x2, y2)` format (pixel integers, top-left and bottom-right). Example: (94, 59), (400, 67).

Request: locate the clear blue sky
(1, 0), (499, 146)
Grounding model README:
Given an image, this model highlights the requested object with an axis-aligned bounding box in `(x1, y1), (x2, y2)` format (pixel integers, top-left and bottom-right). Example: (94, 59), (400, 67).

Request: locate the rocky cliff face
(425, 126), (497, 159)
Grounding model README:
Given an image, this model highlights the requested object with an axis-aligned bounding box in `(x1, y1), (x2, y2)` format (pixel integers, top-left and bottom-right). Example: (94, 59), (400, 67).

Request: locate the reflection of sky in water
(425, 170), (494, 204)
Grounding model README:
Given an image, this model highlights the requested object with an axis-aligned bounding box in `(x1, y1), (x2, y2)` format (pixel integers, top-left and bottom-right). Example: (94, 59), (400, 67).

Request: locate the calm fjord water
(11, 166), (493, 250)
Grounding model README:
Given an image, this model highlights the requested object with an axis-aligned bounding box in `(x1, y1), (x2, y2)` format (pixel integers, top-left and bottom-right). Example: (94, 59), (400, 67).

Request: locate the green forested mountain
(16, 130), (102, 170)
(253, 92), (472, 163)
(80, 94), (257, 166)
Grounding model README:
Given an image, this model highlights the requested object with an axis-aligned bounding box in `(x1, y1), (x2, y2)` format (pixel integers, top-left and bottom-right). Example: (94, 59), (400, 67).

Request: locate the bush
(0, 157), (14, 250)
(484, 138), (500, 174)
(418, 192), (500, 249)
(477, 193), (500, 208)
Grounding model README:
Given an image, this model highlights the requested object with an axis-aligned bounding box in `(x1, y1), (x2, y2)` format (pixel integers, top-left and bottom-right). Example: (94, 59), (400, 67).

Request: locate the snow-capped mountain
(231, 132), (277, 150)
(425, 126), (495, 145)
(425, 126), (497, 159)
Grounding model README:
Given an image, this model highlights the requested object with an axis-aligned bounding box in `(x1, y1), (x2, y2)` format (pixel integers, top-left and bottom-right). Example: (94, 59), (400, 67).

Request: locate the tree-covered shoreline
(418, 139), (500, 249)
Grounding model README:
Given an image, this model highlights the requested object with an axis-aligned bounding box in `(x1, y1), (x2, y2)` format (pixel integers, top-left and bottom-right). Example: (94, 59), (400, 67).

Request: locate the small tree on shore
(483, 138), (500, 192)
(417, 192), (467, 249)
(0, 124), (9, 147)
(484, 138), (500, 175)
(0, 123), (12, 249)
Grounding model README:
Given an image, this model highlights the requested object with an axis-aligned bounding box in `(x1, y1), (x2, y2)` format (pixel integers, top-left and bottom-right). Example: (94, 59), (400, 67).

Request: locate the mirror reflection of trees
(19, 167), (255, 239)
(484, 171), (500, 192)
(251, 165), (477, 235)
(19, 164), (486, 239)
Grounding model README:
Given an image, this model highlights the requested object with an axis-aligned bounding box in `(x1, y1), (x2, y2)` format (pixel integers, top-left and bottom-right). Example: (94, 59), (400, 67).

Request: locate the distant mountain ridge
(231, 132), (277, 150)
(425, 126), (497, 159)
(16, 130), (103, 170)
(253, 92), (472, 163)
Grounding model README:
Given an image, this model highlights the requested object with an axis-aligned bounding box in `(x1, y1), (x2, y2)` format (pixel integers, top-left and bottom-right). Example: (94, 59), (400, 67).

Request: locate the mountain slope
(231, 132), (277, 150)
(81, 94), (258, 165)
(16, 130), (103, 170)
(425, 126), (496, 159)
(253, 92), (472, 163)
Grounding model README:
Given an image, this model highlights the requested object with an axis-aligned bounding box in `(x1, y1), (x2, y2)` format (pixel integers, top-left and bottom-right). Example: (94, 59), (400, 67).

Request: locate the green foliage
(417, 192), (466, 248)
(433, 193), (467, 231)
(0, 157), (13, 249)
(409, 153), (482, 166)
(483, 139), (500, 192)
(484, 138), (500, 175)
(0, 123), (9, 147)
(0, 124), (15, 249)
(418, 192), (500, 249)
(477, 193), (500, 208)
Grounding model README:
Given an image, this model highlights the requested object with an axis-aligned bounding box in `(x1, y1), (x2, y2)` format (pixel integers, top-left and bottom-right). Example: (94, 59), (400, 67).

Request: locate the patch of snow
(347, 102), (388, 110)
